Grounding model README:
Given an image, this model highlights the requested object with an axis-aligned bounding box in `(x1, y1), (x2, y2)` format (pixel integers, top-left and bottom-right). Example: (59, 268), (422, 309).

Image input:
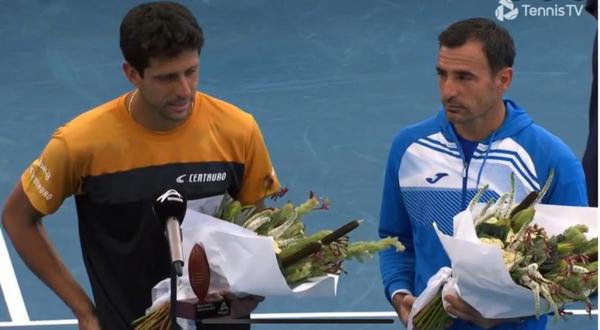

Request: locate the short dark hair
(438, 18), (515, 74)
(120, 1), (204, 76)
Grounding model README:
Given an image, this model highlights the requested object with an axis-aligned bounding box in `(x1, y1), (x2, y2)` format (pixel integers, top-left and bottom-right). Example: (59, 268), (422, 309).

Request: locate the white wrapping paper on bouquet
(149, 203), (338, 312)
(407, 204), (597, 328)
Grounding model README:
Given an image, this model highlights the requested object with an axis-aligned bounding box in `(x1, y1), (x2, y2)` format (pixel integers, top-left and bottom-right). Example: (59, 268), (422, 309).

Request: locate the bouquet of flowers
(411, 172), (598, 330)
(215, 192), (404, 284)
(133, 191), (404, 329)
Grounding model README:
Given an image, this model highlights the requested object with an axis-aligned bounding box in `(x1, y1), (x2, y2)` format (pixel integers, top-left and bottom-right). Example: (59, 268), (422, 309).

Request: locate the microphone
(153, 189), (187, 276)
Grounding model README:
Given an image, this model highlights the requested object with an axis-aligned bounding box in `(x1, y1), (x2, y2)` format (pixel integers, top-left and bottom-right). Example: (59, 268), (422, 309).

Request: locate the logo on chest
(176, 172), (227, 184)
(426, 172), (449, 184)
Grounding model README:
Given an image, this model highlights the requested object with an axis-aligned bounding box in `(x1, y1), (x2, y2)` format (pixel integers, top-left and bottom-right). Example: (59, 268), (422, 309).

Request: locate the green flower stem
(433, 296), (451, 329)
(416, 292), (451, 330)
(414, 291), (447, 329)
(429, 295), (444, 329)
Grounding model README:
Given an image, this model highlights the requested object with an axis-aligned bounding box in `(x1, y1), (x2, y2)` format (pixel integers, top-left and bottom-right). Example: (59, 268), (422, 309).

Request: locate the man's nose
(174, 76), (192, 98)
(440, 78), (458, 101)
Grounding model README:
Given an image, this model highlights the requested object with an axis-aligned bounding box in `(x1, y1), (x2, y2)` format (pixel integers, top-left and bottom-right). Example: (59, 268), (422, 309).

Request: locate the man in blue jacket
(378, 18), (587, 329)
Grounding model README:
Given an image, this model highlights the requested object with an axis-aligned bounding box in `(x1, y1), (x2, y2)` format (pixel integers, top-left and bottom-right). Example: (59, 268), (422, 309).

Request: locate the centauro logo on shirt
(176, 172), (228, 184)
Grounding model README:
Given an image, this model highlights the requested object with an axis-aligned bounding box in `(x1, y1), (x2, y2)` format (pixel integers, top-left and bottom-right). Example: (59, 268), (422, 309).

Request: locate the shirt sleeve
(378, 137), (416, 302)
(542, 153), (588, 207)
(237, 117), (280, 205)
(20, 129), (77, 215)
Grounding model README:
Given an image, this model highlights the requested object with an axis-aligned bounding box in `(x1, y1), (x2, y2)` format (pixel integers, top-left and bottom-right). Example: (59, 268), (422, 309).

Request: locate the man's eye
(158, 75), (176, 81)
(185, 68), (197, 76)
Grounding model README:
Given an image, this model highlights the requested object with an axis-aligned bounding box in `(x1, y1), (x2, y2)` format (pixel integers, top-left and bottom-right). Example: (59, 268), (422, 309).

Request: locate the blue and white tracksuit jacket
(378, 100), (587, 330)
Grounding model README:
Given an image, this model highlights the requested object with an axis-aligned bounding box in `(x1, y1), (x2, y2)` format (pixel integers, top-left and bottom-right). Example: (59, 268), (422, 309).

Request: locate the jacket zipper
(450, 130), (470, 210)
(461, 161), (469, 210)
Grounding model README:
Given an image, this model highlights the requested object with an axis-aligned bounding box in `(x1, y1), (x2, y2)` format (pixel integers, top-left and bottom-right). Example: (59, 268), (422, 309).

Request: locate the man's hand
(392, 293), (416, 327)
(444, 293), (504, 329)
(77, 314), (101, 330)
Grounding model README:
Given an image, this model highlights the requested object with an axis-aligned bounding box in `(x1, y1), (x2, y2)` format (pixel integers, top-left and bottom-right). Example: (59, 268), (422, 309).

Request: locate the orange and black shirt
(21, 92), (280, 329)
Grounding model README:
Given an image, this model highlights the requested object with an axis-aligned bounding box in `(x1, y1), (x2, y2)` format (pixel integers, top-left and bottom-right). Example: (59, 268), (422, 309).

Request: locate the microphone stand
(153, 188), (187, 330)
(171, 261), (183, 330)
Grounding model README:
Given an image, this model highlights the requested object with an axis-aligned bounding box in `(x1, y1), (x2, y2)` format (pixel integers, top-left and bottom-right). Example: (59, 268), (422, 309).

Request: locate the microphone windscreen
(153, 189), (187, 224)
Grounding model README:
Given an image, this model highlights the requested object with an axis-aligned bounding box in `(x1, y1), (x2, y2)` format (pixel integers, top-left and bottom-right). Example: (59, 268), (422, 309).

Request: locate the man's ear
(497, 66), (513, 92)
(122, 62), (142, 87)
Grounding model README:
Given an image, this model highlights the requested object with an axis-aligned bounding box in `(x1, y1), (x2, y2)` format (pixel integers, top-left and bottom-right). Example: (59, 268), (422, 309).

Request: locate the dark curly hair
(438, 18), (515, 74)
(120, 1), (204, 76)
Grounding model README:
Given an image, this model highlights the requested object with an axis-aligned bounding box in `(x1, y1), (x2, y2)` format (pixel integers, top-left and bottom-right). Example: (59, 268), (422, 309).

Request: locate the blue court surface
(0, 0), (597, 329)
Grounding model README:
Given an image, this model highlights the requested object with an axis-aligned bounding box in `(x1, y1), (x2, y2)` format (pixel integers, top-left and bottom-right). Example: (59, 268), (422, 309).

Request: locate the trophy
(176, 243), (231, 320)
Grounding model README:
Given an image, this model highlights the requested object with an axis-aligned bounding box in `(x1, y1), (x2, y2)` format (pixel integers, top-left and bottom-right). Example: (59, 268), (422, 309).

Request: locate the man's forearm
(2, 206), (96, 320)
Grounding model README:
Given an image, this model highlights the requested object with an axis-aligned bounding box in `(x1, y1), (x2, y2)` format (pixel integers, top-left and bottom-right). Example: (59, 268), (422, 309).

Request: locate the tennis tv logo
(495, 0), (519, 21)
